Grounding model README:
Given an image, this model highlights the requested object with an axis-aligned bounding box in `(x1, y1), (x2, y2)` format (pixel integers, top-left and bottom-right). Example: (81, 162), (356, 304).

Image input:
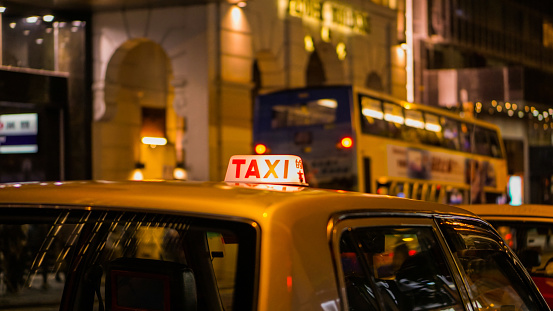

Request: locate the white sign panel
(387, 145), (466, 184)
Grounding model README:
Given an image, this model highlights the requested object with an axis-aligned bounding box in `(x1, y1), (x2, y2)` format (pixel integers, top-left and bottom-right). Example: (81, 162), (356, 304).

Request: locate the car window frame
(328, 214), (474, 311)
(435, 215), (549, 310)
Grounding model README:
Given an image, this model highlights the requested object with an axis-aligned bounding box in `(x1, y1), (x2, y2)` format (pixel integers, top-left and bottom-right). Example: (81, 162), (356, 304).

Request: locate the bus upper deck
(253, 85), (508, 205)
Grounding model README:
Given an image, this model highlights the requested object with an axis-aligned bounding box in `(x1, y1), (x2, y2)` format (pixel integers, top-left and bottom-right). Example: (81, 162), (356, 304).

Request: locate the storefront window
(2, 14), (86, 72)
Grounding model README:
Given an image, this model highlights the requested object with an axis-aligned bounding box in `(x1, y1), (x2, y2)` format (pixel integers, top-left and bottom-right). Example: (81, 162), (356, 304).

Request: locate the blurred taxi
(0, 155), (548, 310)
(459, 203), (553, 308)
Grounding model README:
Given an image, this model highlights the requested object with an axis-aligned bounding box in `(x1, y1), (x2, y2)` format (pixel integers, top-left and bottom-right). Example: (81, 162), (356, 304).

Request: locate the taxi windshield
(0, 207), (257, 311)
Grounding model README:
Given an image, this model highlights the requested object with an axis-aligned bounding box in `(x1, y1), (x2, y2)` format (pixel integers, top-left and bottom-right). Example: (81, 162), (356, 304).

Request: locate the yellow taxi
(459, 203), (553, 308)
(0, 155), (548, 310)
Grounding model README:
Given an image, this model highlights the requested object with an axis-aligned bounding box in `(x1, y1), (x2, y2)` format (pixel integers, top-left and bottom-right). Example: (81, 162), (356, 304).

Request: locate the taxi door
(330, 215), (548, 310)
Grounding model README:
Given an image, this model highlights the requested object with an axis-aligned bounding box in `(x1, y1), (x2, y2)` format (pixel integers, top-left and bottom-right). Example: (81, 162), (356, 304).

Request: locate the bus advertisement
(253, 85), (508, 205)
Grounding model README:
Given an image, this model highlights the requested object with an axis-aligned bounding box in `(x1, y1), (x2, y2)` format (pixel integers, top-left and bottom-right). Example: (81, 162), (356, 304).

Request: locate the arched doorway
(365, 71), (384, 91)
(95, 38), (180, 180)
(306, 50), (327, 86)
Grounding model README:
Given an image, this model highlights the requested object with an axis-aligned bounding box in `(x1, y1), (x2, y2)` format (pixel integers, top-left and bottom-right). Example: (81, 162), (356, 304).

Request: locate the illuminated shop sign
(288, 0), (371, 34)
(0, 113), (38, 154)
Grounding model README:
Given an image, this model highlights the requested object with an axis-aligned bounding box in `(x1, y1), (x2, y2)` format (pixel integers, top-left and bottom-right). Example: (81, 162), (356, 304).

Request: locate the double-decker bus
(253, 85), (508, 204)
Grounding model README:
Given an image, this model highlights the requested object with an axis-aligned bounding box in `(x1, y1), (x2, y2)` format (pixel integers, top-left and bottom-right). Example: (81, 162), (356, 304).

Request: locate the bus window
(404, 109), (425, 143)
(271, 98), (337, 128)
(474, 126), (493, 157)
(359, 96), (387, 136)
(487, 129), (503, 158)
(460, 123), (471, 152)
(383, 102), (404, 139)
(441, 117), (461, 151)
(424, 113), (442, 146)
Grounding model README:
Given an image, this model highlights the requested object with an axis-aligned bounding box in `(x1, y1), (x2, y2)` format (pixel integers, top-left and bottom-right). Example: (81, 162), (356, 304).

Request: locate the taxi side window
(0, 208), (256, 311)
(339, 226), (463, 311)
(439, 219), (543, 310)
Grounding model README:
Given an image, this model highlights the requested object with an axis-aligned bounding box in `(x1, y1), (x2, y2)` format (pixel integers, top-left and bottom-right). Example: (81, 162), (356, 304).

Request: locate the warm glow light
(362, 108), (383, 119)
(425, 123), (442, 132)
(340, 137), (353, 148)
(255, 144), (267, 154)
(173, 167), (187, 180)
(9, 22), (16, 29)
(130, 169), (144, 181)
(0, 6), (6, 13)
(336, 42), (347, 60)
(384, 114), (404, 124)
(321, 27), (330, 42)
(25, 16), (39, 23)
(405, 118), (424, 129)
(231, 6), (242, 21)
(304, 35), (314, 52)
(236, 1), (247, 7)
(317, 99), (337, 108)
(405, 0), (414, 102)
(141, 137), (167, 146)
(43, 15), (54, 22)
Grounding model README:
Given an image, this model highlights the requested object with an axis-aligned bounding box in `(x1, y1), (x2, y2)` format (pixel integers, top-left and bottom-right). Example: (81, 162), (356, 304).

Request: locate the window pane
(360, 95), (388, 136)
(440, 219), (543, 310)
(441, 117), (461, 150)
(403, 109), (426, 143)
(340, 226), (463, 310)
(487, 129), (503, 158)
(0, 209), (256, 311)
(423, 113), (442, 146)
(473, 126), (492, 156)
(383, 103), (404, 139)
(271, 98), (337, 128)
(460, 123), (472, 152)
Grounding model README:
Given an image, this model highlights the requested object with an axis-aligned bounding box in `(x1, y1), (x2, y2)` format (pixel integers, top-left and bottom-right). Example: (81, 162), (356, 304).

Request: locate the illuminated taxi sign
(225, 155), (308, 186)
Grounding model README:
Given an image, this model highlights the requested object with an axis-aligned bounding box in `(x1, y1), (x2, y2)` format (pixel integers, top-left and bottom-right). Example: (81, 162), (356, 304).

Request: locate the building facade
(92, 0), (406, 182)
(409, 0), (553, 203)
(4, 0), (551, 203)
(0, 0), (406, 183)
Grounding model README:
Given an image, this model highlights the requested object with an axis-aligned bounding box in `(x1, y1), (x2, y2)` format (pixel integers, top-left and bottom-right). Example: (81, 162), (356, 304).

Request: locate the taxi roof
(458, 204), (553, 222)
(0, 180), (476, 222)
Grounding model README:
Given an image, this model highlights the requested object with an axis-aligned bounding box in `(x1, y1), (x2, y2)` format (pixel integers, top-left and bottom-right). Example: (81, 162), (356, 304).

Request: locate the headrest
(106, 257), (196, 311)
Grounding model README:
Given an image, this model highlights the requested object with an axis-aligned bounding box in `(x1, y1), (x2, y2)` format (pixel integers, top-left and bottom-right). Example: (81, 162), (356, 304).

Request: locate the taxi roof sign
(225, 155), (308, 186)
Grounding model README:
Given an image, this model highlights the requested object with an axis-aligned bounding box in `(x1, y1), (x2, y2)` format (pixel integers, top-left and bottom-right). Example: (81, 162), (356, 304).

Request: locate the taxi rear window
(0, 208), (257, 311)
